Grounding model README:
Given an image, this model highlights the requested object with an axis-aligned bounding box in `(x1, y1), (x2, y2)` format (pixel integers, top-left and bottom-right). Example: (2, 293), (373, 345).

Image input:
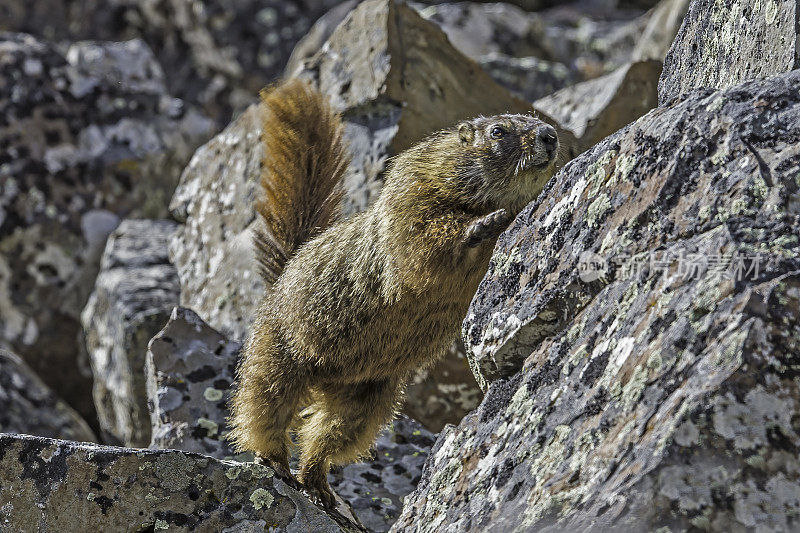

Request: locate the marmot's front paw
(464, 209), (511, 247)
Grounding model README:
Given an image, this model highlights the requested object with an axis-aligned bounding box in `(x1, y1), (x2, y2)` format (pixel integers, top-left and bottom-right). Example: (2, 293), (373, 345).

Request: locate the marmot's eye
(490, 126), (505, 139)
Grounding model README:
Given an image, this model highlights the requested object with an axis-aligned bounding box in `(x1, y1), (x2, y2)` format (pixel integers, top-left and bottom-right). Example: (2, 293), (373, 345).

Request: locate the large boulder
(659, 0), (799, 105)
(0, 33), (213, 422)
(395, 71), (800, 531)
(145, 307), (437, 532)
(0, 433), (361, 532)
(0, 350), (96, 442)
(82, 219), (180, 446)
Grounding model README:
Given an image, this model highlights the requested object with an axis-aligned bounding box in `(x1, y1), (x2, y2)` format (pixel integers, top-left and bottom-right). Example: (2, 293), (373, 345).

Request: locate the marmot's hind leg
(228, 343), (308, 480)
(297, 378), (403, 507)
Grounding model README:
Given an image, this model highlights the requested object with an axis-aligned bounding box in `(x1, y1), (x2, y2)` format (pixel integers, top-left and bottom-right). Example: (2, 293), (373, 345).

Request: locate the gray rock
(393, 71), (800, 531)
(168, 105), (265, 342)
(659, 0), (799, 105)
(146, 307), (243, 459)
(535, 59), (662, 151)
(82, 220), (180, 446)
(477, 54), (579, 103)
(629, 0), (691, 62)
(0, 433), (361, 532)
(0, 33), (213, 422)
(0, 350), (96, 442)
(330, 416), (436, 533)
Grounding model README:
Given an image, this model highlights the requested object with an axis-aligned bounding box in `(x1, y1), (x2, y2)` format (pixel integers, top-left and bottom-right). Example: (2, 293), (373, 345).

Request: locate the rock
(418, 2), (649, 82)
(535, 59), (662, 151)
(296, 0), (578, 158)
(0, 33), (213, 422)
(659, 0), (799, 105)
(330, 416), (436, 533)
(168, 105), (264, 342)
(0, 433), (362, 532)
(146, 307), (243, 459)
(0, 350), (96, 442)
(144, 306), (437, 531)
(629, 0), (691, 62)
(82, 220), (180, 446)
(0, 0), (345, 126)
(285, 1), (360, 78)
(477, 54), (579, 103)
(393, 71), (800, 531)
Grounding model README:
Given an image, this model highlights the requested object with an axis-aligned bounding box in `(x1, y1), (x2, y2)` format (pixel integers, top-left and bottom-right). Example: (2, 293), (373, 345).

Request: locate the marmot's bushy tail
(255, 79), (349, 285)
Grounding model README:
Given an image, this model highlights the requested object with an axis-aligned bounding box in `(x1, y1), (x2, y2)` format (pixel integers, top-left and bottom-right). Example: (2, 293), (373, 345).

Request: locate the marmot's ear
(458, 122), (475, 144)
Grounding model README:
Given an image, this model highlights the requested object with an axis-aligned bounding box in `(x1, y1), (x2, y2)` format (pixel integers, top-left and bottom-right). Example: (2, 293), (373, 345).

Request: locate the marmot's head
(455, 114), (560, 213)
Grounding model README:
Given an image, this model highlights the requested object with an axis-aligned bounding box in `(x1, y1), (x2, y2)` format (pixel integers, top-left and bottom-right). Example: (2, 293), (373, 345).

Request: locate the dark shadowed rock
(535, 59), (662, 151)
(478, 54), (579, 103)
(0, 350), (96, 442)
(82, 220), (180, 446)
(394, 71), (800, 531)
(0, 33), (213, 422)
(146, 307), (243, 459)
(659, 0), (799, 105)
(0, 433), (361, 532)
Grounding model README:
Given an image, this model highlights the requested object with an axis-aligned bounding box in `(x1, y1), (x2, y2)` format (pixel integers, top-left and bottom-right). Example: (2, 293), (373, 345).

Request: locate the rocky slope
(4, 0), (796, 531)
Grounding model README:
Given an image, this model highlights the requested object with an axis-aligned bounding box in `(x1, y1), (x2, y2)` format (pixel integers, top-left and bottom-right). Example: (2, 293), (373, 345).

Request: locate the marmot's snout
(518, 121), (559, 172)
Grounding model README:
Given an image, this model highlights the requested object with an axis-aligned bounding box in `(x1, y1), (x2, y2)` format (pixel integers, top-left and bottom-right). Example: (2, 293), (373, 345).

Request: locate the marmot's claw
(464, 209), (511, 247)
(306, 479), (337, 509)
(256, 454), (301, 489)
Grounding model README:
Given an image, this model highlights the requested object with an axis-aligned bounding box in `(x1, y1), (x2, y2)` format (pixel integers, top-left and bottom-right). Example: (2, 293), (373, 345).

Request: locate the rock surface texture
(146, 307), (243, 459)
(82, 219), (180, 446)
(0, 33), (212, 422)
(0, 433), (361, 532)
(0, 350), (96, 442)
(396, 71), (800, 532)
(659, 0), (799, 105)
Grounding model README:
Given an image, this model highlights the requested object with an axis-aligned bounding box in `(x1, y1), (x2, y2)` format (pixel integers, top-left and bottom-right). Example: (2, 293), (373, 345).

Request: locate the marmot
(228, 79), (561, 507)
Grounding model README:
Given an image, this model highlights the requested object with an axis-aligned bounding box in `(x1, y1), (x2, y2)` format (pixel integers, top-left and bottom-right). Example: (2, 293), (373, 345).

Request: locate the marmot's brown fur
(228, 79), (562, 507)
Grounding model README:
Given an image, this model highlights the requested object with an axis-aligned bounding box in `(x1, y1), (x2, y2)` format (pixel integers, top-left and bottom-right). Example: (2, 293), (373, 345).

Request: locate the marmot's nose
(537, 124), (558, 155)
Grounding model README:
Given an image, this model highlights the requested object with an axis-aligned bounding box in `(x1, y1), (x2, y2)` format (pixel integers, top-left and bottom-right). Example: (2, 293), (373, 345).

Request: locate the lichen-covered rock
(330, 416), (436, 533)
(146, 307), (243, 459)
(659, 0), (798, 105)
(144, 307), (437, 532)
(394, 71), (800, 531)
(0, 33), (213, 422)
(535, 59), (662, 151)
(0, 433), (361, 532)
(0, 350), (96, 442)
(82, 220), (180, 446)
